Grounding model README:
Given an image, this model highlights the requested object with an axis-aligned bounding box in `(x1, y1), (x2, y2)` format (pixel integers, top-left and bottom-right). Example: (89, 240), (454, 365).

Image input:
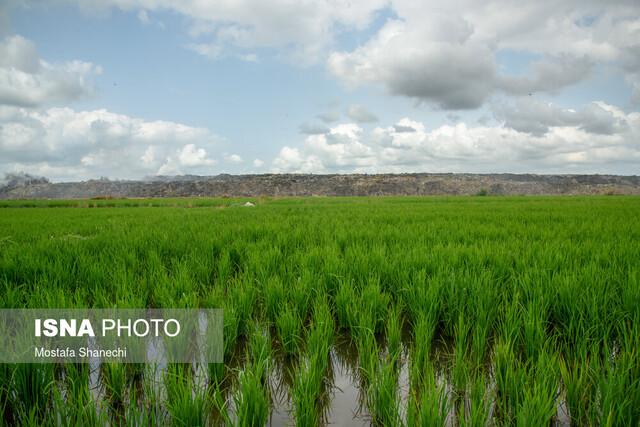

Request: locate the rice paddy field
(0, 195), (639, 426)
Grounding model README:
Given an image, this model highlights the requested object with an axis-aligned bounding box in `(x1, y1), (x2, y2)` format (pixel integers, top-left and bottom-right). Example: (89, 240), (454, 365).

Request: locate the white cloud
(225, 153), (243, 164)
(327, 19), (496, 110)
(0, 106), (222, 181)
(272, 103), (640, 174)
(76, 0), (388, 65)
(498, 98), (629, 136)
(299, 122), (329, 135)
(0, 35), (100, 107)
(317, 111), (340, 123)
(272, 123), (375, 173)
(137, 10), (150, 25)
(328, 0), (640, 109)
(345, 104), (378, 123)
(253, 158), (264, 168)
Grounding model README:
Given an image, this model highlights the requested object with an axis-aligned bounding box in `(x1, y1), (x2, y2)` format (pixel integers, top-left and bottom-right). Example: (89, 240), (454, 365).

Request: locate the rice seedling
(515, 350), (560, 426)
(386, 302), (402, 361)
(307, 306), (333, 377)
(262, 276), (285, 325)
(11, 363), (55, 421)
(406, 361), (451, 427)
(452, 313), (470, 394)
(164, 365), (209, 427)
(248, 320), (273, 386)
(290, 275), (312, 322)
(366, 355), (401, 427)
(558, 351), (594, 425)
(335, 279), (356, 332)
(55, 363), (103, 426)
(0, 363), (15, 423)
(359, 279), (390, 335)
(232, 366), (271, 426)
(410, 312), (438, 390)
(223, 304), (240, 362)
(276, 304), (302, 356)
(290, 356), (326, 426)
(101, 362), (128, 409)
(458, 372), (492, 427)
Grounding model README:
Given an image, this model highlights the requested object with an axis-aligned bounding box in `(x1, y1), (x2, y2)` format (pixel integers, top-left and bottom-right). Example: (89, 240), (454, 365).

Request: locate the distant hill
(1, 173), (639, 199)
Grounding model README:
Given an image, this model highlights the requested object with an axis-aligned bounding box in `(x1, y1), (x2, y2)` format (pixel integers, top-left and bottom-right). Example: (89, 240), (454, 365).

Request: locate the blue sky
(1, 0), (639, 182)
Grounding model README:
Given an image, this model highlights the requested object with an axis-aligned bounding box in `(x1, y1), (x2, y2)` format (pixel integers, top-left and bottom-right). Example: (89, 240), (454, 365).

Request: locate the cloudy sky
(1, 0), (639, 182)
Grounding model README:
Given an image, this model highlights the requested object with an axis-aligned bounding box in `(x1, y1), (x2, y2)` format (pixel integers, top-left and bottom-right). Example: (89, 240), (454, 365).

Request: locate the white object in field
(245, 202), (255, 207)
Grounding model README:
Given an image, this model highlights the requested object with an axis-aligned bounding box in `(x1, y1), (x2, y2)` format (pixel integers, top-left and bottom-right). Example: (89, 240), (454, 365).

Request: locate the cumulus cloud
(224, 153), (243, 164)
(272, 123), (374, 173)
(272, 103), (640, 174)
(0, 106), (222, 181)
(345, 104), (378, 123)
(497, 54), (595, 96)
(76, 0), (388, 65)
(499, 98), (628, 136)
(253, 158), (264, 168)
(327, 1), (640, 109)
(327, 19), (496, 110)
(0, 35), (100, 107)
(317, 111), (340, 123)
(299, 122), (329, 135)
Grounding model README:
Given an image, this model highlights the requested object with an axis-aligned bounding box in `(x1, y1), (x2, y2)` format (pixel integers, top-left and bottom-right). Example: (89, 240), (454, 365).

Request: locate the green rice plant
(311, 298), (335, 347)
(386, 302), (402, 361)
(596, 340), (640, 426)
(290, 275), (312, 321)
(11, 363), (55, 421)
(470, 284), (496, 367)
(356, 325), (378, 384)
(207, 381), (232, 426)
(307, 320), (332, 379)
(522, 295), (548, 361)
(262, 276), (285, 325)
(459, 372), (492, 427)
(492, 337), (516, 423)
(208, 362), (226, 387)
(498, 292), (521, 349)
(123, 388), (155, 427)
(401, 270), (439, 325)
(228, 278), (256, 336)
(0, 363), (15, 423)
(406, 362), (451, 427)
(290, 356), (326, 426)
(101, 362), (127, 409)
(142, 363), (162, 426)
(223, 304), (240, 362)
(164, 366), (209, 427)
(515, 350), (559, 426)
(359, 279), (390, 334)
(559, 352), (594, 425)
(410, 313), (437, 389)
(125, 363), (145, 391)
(366, 356), (401, 427)
(452, 313), (470, 394)
(233, 367), (270, 426)
(56, 363), (103, 426)
(249, 320), (273, 386)
(276, 304), (302, 356)
(335, 279), (356, 332)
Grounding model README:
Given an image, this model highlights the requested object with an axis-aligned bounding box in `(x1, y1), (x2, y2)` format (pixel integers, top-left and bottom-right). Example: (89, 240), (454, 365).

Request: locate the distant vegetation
(1, 196), (639, 425)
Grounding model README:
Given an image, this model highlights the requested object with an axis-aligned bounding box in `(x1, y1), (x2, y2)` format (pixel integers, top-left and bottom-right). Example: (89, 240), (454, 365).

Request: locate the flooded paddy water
(43, 323), (572, 426)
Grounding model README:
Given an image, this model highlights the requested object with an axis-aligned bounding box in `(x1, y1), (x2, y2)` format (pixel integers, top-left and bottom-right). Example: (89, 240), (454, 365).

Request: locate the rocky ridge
(1, 173), (639, 199)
